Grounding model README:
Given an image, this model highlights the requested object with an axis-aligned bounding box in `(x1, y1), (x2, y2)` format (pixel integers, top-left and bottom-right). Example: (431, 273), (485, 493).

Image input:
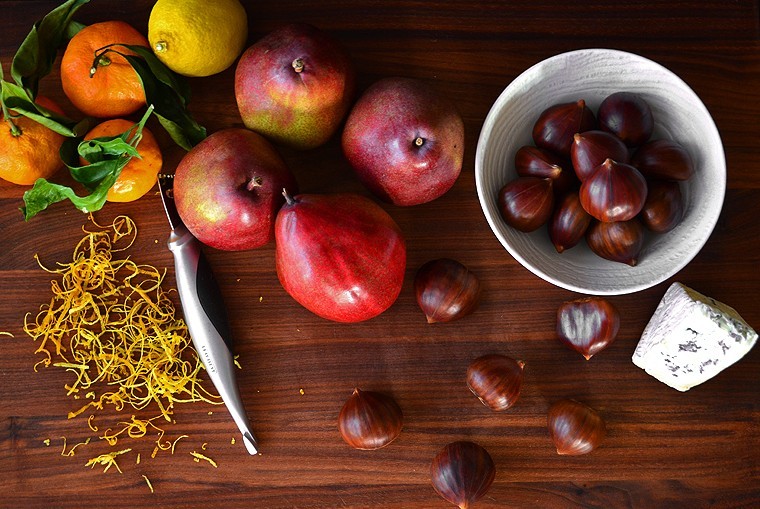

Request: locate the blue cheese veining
(632, 282), (757, 391)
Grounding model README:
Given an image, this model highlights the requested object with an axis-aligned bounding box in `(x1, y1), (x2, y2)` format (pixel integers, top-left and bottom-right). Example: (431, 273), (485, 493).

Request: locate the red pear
(342, 77), (464, 206)
(235, 23), (355, 150)
(275, 192), (406, 322)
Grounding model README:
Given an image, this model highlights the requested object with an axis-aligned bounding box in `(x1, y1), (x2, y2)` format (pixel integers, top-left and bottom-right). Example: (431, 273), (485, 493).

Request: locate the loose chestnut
(338, 388), (403, 450)
(532, 99), (596, 156)
(549, 191), (593, 253)
(586, 219), (645, 266)
(466, 354), (525, 411)
(639, 180), (684, 233)
(630, 139), (695, 181)
(547, 399), (606, 455)
(497, 177), (554, 232)
(570, 130), (629, 181)
(598, 91), (654, 147)
(430, 441), (496, 509)
(515, 145), (565, 179)
(556, 297), (620, 360)
(580, 159), (648, 223)
(415, 258), (481, 323)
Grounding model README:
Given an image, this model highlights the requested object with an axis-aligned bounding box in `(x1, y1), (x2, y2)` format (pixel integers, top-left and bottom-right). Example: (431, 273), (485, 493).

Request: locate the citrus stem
(1, 100), (21, 137)
(90, 44), (126, 78)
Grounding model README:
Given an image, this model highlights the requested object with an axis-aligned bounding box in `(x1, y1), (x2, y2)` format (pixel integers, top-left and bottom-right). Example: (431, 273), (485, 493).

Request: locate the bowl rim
(475, 48), (726, 295)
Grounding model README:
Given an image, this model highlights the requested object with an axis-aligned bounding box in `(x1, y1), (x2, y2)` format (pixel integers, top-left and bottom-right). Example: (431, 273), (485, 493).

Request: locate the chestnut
(579, 159), (648, 223)
(586, 219), (645, 266)
(415, 258), (481, 323)
(639, 180), (684, 233)
(570, 130), (629, 181)
(548, 191), (593, 253)
(466, 354), (525, 411)
(598, 91), (654, 147)
(497, 177), (554, 232)
(532, 99), (596, 156)
(556, 297), (620, 360)
(547, 399), (606, 455)
(514, 145), (565, 180)
(630, 139), (695, 181)
(338, 388), (403, 450)
(430, 441), (496, 508)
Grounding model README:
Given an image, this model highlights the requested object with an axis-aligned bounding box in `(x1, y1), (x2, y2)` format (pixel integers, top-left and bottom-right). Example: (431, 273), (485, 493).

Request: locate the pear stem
(282, 188), (296, 205)
(246, 176), (263, 191)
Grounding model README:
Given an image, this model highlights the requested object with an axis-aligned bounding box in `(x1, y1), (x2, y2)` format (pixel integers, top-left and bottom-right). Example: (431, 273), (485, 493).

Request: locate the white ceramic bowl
(475, 48), (725, 295)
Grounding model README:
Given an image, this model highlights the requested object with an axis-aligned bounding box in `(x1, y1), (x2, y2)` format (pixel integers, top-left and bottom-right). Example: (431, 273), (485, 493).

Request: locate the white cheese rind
(632, 282), (757, 391)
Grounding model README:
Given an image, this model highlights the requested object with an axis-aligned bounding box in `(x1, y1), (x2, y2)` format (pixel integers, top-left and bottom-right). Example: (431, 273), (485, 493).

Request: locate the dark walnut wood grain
(1, 1), (758, 508)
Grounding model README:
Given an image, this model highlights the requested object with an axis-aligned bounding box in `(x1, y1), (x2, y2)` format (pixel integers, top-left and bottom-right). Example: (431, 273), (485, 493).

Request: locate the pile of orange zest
(23, 214), (221, 423)
(143, 474), (154, 493)
(20, 215), (223, 473)
(190, 451), (217, 468)
(85, 448), (132, 473)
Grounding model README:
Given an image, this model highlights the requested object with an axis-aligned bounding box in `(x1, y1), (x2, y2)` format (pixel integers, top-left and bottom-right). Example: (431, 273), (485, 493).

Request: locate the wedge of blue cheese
(632, 282), (757, 391)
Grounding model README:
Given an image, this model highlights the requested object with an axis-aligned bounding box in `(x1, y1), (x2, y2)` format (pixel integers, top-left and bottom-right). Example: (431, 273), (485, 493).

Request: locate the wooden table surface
(1, 1), (758, 507)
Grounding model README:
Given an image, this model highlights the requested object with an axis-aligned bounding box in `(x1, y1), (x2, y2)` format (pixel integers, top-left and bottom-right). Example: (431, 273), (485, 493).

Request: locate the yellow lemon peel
(190, 450), (217, 468)
(61, 436), (92, 457)
(85, 448), (132, 473)
(143, 474), (154, 493)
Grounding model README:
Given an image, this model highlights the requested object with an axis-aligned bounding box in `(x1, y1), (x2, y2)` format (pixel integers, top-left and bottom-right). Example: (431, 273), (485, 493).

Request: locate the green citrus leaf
(10, 0), (90, 99)
(120, 44), (192, 106)
(21, 107), (153, 219)
(21, 172), (120, 220)
(90, 45), (206, 150)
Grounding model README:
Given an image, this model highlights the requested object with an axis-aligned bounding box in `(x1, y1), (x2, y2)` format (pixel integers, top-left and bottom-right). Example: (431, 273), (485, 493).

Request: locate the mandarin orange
(0, 96), (66, 186)
(61, 21), (149, 118)
(82, 119), (163, 202)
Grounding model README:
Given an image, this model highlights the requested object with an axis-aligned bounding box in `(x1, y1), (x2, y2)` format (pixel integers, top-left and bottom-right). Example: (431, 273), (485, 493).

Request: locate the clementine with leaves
(82, 119), (163, 202)
(61, 20), (149, 118)
(0, 96), (66, 186)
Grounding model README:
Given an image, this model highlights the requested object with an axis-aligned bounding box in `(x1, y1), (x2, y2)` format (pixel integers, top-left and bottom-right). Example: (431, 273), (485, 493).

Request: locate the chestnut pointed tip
(573, 133), (582, 143)
(554, 244), (566, 253)
(517, 360), (526, 369)
(583, 354), (593, 361)
(425, 315), (437, 324)
(576, 99), (586, 108)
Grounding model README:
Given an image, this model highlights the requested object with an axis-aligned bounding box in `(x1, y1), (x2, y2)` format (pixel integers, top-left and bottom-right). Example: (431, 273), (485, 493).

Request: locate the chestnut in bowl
(475, 48), (725, 295)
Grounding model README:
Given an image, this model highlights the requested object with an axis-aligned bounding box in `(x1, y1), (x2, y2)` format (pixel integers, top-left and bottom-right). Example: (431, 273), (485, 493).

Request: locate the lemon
(148, 0), (248, 77)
